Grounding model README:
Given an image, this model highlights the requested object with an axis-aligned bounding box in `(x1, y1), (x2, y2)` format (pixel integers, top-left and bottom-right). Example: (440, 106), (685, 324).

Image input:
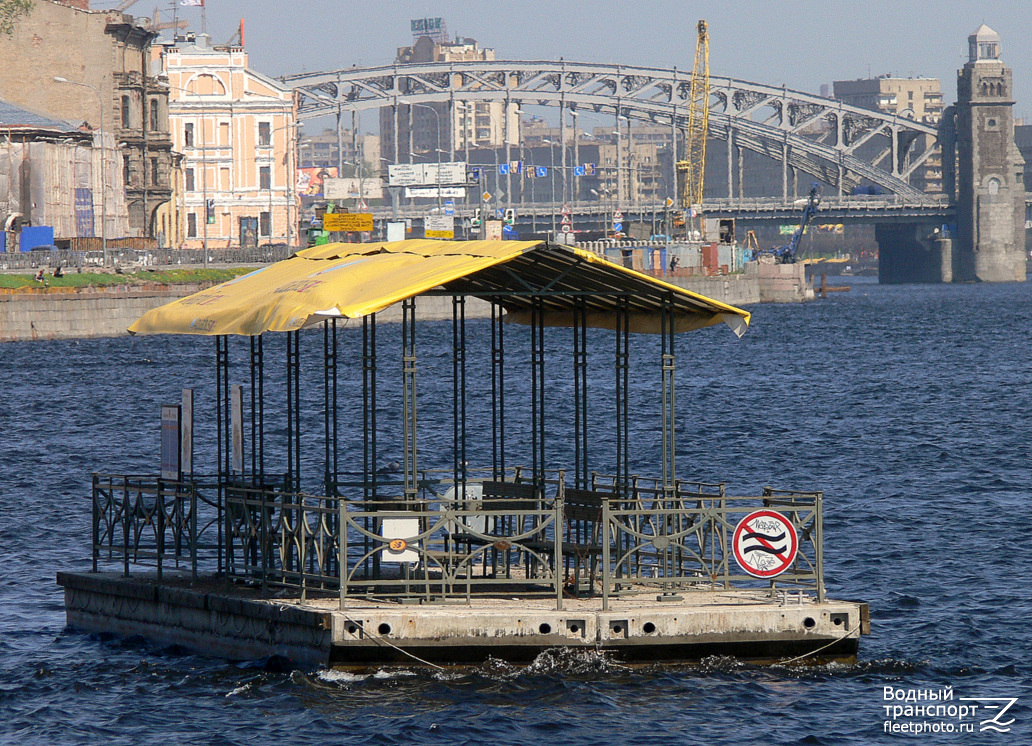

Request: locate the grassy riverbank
(0, 267), (253, 290)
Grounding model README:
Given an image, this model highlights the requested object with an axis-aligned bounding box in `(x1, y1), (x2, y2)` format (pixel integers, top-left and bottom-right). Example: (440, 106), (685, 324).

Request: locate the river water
(0, 276), (1029, 744)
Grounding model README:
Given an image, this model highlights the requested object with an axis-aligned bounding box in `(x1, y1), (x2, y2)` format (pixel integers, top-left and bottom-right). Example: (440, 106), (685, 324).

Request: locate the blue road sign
(613, 222), (623, 232)
(495, 208), (505, 218)
(470, 167), (482, 180)
(444, 199), (455, 216)
(510, 160), (523, 174)
(536, 166), (548, 178)
(573, 166), (585, 176)
(498, 163), (510, 175)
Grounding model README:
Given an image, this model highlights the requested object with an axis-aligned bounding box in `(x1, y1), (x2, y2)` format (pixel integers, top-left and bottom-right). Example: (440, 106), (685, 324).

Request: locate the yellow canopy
(128, 240), (751, 337)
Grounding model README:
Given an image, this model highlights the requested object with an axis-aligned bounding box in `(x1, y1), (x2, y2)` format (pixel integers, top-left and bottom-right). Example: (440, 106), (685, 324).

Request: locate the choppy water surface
(1, 277), (1029, 744)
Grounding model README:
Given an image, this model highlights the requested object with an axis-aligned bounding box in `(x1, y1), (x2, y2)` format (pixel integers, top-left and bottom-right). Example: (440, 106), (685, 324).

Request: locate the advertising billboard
(296, 167), (339, 197)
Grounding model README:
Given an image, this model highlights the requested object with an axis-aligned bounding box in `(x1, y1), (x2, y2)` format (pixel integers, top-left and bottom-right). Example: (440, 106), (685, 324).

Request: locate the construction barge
(59, 240), (869, 668)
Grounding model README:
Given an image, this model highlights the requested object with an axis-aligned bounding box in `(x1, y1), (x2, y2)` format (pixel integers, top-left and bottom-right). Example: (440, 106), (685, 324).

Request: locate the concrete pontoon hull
(59, 572), (868, 669)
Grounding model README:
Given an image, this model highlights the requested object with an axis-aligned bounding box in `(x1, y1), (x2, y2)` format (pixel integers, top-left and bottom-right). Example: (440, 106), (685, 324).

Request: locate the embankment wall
(0, 271), (799, 343)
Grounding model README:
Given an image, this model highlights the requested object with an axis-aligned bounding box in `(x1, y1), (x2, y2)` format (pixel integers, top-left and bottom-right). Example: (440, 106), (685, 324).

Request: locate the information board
(424, 215), (455, 239)
(323, 213), (374, 232)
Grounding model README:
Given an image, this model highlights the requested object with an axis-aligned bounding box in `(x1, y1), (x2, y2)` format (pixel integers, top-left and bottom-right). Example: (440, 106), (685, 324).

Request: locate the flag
(180, 0), (204, 7)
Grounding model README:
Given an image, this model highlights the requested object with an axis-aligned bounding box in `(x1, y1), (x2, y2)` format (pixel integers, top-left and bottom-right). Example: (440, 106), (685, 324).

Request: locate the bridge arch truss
(285, 60), (942, 203)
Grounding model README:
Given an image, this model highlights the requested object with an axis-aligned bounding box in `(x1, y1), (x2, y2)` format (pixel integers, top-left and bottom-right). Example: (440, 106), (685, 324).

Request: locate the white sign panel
(386, 221), (406, 242)
(424, 215), (455, 239)
(324, 177), (384, 200)
(424, 161), (467, 185)
(388, 163), (426, 187)
(404, 187), (467, 198)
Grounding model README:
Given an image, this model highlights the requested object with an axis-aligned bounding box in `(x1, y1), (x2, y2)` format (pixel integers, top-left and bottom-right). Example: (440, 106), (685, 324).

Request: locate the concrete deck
(58, 572), (869, 669)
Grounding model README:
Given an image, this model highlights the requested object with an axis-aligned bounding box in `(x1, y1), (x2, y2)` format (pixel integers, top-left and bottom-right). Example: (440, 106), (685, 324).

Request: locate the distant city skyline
(98, 1), (1032, 120)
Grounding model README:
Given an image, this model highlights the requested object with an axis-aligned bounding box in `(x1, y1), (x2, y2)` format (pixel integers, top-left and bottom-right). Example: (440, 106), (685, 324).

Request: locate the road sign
(613, 222), (623, 233)
(495, 207), (504, 218)
(323, 212), (374, 232)
(536, 166), (548, 178)
(482, 191), (492, 202)
(664, 197), (675, 208)
(732, 510), (799, 578)
(613, 210), (624, 221)
(424, 215), (455, 239)
(584, 163), (596, 175)
(510, 160), (523, 174)
(498, 163), (510, 175)
(573, 165), (585, 176)
(444, 199), (455, 216)
(358, 199), (369, 210)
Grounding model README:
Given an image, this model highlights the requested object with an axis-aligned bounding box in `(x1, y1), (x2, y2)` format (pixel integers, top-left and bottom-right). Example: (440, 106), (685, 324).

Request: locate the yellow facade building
(158, 33), (298, 249)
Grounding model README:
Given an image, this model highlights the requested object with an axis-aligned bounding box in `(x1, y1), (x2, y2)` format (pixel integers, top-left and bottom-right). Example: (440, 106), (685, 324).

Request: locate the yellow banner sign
(424, 229), (455, 239)
(323, 213), (374, 232)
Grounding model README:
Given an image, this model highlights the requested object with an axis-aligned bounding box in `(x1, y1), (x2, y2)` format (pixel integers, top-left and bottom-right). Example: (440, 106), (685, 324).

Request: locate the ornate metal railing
(91, 473), (221, 579)
(94, 471), (824, 608)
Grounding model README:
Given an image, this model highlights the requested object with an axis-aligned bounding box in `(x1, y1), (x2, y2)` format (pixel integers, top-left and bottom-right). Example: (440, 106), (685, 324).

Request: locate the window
(185, 168), (195, 192)
(149, 99), (160, 131)
(121, 95), (131, 128)
(259, 211), (271, 237)
(150, 157), (159, 185)
(259, 166), (271, 190)
(187, 212), (197, 237)
(219, 121), (229, 145)
(258, 121), (271, 147)
(123, 154), (131, 187)
(184, 122), (194, 147)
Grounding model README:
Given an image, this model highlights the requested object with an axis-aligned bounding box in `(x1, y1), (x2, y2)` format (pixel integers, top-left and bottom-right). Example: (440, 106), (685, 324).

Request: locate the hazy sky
(110, 1), (1032, 121)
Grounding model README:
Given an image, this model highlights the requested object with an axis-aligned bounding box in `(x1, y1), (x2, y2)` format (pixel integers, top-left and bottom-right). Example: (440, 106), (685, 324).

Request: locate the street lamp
(542, 139), (557, 234)
(407, 102), (443, 211)
(54, 76), (108, 267)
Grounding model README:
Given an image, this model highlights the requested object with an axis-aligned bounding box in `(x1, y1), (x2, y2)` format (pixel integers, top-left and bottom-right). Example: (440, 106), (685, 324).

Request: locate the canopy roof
(128, 240), (750, 337)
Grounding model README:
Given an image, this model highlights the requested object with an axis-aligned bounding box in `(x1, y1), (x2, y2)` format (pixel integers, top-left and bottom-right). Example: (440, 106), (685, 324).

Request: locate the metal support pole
(614, 299), (629, 494)
(560, 97), (568, 205)
(490, 301), (506, 481)
(727, 127), (734, 199)
(402, 299), (418, 501)
(215, 335), (229, 574)
(362, 315), (378, 576)
(452, 296), (467, 493)
(531, 297), (546, 486)
(324, 320), (338, 497)
(286, 330), (301, 492)
(573, 299), (588, 488)
(661, 295), (676, 493)
(249, 334), (265, 485)
(782, 140), (789, 202)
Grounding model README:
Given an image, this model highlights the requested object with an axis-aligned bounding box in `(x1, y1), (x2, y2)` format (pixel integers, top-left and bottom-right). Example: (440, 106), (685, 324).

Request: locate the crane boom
(677, 20), (710, 211)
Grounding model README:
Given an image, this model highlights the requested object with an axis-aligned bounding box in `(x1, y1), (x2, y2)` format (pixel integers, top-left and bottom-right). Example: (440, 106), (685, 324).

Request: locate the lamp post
(407, 102), (443, 211)
(542, 138), (557, 235)
(54, 76), (108, 267)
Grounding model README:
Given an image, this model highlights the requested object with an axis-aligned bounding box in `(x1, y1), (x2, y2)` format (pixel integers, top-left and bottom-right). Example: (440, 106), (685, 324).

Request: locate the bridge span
(285, 60), (941, 202)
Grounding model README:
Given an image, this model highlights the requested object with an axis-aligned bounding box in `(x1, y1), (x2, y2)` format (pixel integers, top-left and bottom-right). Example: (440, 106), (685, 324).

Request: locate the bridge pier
(876, 223), (952, 284)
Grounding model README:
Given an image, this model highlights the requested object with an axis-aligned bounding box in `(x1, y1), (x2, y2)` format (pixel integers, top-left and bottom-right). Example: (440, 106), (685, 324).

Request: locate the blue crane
(762, 183), (821, 264)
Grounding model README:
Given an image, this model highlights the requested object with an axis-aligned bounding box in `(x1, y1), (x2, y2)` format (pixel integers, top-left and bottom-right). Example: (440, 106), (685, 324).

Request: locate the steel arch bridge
(284, 60), (942, 203)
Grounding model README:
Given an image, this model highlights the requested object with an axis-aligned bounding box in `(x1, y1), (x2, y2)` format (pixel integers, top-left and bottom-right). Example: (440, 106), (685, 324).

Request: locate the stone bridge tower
(955, 24), (1027, 282)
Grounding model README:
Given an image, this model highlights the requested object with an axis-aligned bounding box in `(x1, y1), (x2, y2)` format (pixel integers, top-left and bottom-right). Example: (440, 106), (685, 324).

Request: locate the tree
(0, 0), (32, 36)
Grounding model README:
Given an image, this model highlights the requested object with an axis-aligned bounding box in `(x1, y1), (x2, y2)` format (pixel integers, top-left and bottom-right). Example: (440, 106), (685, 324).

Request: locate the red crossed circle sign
(732, 510), (799, 578)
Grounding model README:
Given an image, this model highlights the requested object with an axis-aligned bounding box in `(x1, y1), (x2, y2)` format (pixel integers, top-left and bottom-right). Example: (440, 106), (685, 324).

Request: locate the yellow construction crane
(677, 20), (710, 217)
